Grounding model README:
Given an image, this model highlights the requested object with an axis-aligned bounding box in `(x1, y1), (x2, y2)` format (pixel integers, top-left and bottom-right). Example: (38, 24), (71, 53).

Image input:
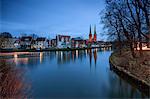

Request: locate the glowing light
(40, 52), (43, 63)
(85, 49), (87, 56)
(14, 54), (18, 58)
(94, 48), (98, 52)
(137, 46), (150, 50)
(76, 50), (78, 58)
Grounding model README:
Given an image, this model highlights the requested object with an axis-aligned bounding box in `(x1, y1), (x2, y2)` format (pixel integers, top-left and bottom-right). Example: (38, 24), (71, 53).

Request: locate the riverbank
(0, 47), (102, 53)
(0, 47), (112, 53)
(109, 49), (150, 96)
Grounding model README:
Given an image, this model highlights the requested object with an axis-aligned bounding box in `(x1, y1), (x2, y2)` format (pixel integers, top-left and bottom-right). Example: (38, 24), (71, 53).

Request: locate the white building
(56, 35), (71, 48)
(71, 37), (87, 48)
(14, 39), (21, 49)
(32, 37), (49, 49)
(20, 36), (33, 49)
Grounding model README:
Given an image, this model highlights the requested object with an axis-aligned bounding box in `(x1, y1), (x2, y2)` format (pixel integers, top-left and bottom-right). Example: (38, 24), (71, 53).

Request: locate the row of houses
(0, 33), (99, 49)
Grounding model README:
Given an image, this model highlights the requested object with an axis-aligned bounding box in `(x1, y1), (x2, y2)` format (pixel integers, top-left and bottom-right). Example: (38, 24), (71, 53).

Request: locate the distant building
(47, 39), (51, 48)
(32, 37), (48, 49)
(0, 32), (17, 49)
(89, 26), (93, 43)
(51, 39), (57, 47)
(71, 37), (86, 48)
(93, 25), (97, 43)
(88, 25), (97, 45)
(56, 35), (71, 48)
(14, 39), (21, 49)
(20, 36), (33, 49)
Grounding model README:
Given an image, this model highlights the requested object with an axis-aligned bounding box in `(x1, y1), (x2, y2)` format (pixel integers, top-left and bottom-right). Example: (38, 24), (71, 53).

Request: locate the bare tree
(101, 0), (150, 57)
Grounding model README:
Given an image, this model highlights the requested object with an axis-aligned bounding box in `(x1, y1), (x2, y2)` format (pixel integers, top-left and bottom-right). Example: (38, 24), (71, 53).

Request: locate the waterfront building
(31, 37), (48, 49)
(56, 35), (71, 48)
(89, 25), (92, 43)
(14, 39), (21, 49)
(20, 36), (33, 49)
(93, 25), (97, 43)
(47, 39), (51, 48)
(51, 39), (57, 47)
(71, 37), (86, 48)
(88, 25), (97, 47)
(0, 32), (17, 49)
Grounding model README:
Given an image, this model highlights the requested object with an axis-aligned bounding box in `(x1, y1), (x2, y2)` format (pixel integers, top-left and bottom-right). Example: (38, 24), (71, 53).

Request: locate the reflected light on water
(56, 51), (58, 55)
(14, 53), (18, 64)
(14, 58), (29, 65)
(76, 50), (78, 58)
(61, 51), (63, 60)
(14, 53), (18, 58)
(40, 52), (43, 63)
(0, 48), (148, 98)
(85, 49), (87, 56)
(0, 52), (30, 56)
(13, 53), (29, 65)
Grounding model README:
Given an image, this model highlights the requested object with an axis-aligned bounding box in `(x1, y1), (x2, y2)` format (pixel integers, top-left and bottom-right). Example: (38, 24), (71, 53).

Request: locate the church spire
(89, 25), (92, 42)
(89, 25), (92, 34)
(93, 25), (97, 42)
(94, 25), (96, 34)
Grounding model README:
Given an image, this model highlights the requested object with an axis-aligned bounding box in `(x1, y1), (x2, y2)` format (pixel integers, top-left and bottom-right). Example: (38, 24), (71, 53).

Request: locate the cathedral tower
(93, 25), (97, 42)
(89, 25), (92, 42)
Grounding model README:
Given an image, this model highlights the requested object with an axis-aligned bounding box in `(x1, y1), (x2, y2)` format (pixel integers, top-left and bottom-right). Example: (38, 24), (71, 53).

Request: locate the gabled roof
(21, 36), (32, 41)
(72, 37), (84, 41)
(36, 37), (46, 41)
(14, 39), (21, 43)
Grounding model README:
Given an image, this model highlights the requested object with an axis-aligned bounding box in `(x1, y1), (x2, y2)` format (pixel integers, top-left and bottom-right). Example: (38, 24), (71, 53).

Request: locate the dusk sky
(1, 0), (105, 40)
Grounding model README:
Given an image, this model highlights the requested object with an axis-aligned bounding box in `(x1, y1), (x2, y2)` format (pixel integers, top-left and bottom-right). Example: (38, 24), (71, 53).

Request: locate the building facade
(20, 36), (33, 49)
(87, 25), (97, 47)
(71, 37), (86, 48)
(0, 32), (17, 49)
(56, 35), (71, 48)
(51, 39), (57, 47)
(32, 37), (48, 49)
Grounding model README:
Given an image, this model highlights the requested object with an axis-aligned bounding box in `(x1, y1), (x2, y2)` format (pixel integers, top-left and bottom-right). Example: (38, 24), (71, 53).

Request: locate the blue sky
(0, 0), (105, 40)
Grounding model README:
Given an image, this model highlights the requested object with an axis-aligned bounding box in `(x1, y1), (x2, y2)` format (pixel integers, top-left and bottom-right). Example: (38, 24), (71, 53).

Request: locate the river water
(0, 48), (147, 98)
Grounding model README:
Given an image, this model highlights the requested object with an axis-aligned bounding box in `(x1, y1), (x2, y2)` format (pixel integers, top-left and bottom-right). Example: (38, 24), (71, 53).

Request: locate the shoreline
(109, 51), (150, 97)
(0, 47), (111, 53)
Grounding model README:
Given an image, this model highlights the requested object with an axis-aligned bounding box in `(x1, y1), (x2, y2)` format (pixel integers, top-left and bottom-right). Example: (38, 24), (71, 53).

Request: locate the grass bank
(109, 49), (150, 96)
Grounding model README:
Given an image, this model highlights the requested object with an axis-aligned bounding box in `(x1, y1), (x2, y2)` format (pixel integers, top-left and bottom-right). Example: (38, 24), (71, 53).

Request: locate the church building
(88, 25), (97, 43)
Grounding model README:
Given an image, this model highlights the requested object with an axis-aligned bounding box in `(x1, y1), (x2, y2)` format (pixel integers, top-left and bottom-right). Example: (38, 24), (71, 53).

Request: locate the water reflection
(0, 49), (102, 68)
(108, 69), (148, 98)
(52, 49), (98, 66)
(40, 52), (43, 63)
(0, 60), (30, 98)
(0, 48), (148, 98)
(93, 48), (97, 67)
